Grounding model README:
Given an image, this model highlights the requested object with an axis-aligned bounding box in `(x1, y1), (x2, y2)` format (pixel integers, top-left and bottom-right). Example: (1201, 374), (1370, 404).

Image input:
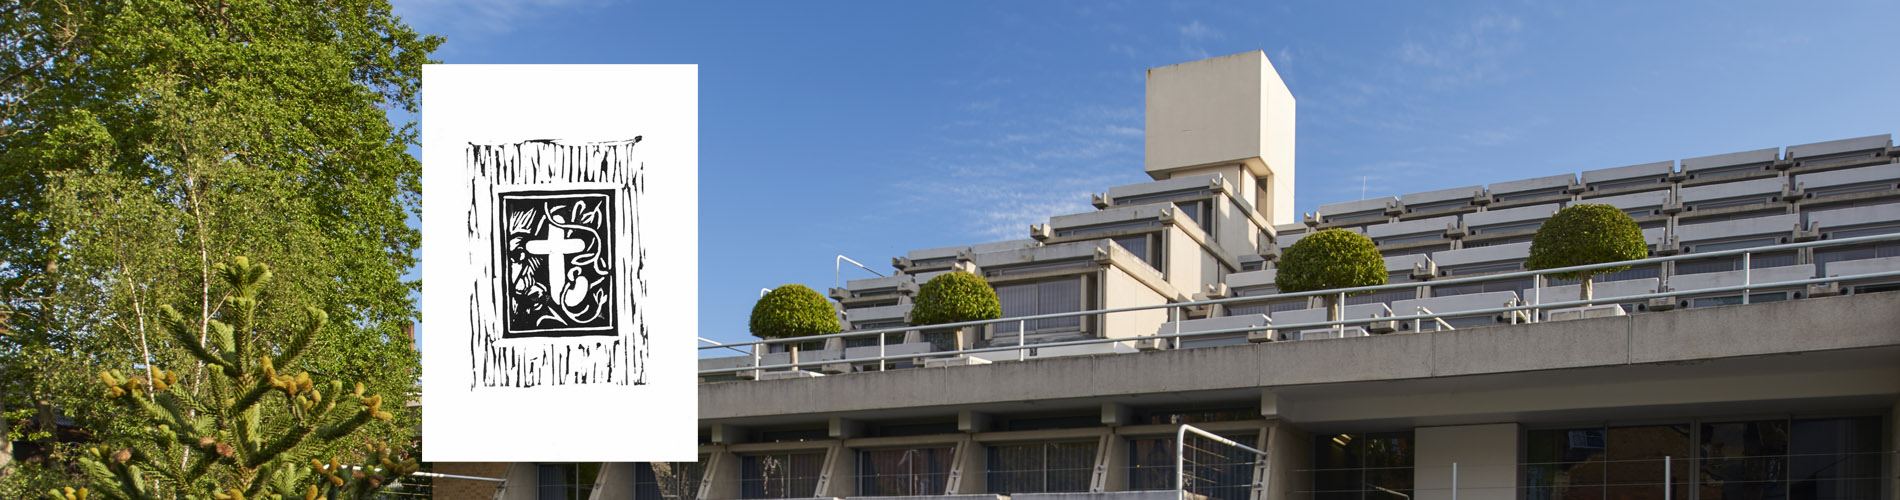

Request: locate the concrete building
(436, 51), (1900, 500)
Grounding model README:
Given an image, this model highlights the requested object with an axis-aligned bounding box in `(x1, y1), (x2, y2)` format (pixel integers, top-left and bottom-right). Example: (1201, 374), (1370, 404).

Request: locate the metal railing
(1178, 424), (1268, 500)
(701, 232), (1900, 376)
(1291, 450), (1895, 500)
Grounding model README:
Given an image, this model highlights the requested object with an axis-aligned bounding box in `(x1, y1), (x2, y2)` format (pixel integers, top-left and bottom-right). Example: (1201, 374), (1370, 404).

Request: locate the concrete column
(1414, 423), (1519, 500)
(590, 463), (636, 500)
(951, 436), (987, 494)
(818, 442), (853, 498)
(700, 448), (741, 500)
(498, 462), (540, 500)
(1259, 419), (1311, 500)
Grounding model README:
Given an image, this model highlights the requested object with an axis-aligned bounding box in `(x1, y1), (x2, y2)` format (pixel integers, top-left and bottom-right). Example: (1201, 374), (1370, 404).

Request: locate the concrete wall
(702, 292), (1900, 421)
(1414, 424), (1518, 500)
(1144, 51), (1295, 226)
(1166, 225), (1205, 293)
(1103, 267), (1170, 340)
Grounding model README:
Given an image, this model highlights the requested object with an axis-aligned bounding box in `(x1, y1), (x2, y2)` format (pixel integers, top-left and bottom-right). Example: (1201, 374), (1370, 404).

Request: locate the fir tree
(54, 257), (414, 500)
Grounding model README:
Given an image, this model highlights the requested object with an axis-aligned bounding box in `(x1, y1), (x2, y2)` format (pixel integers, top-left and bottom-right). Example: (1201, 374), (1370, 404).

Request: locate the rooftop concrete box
(1146, 51), (1296, 225)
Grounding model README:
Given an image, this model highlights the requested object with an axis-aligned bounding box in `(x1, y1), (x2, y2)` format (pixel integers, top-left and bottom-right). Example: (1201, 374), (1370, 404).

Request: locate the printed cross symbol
(525, 218), (586, 306)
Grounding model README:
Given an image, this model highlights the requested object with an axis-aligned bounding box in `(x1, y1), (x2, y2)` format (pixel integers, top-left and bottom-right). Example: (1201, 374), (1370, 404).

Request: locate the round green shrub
(908, 271), (1002, 326)
(1274, 229), (1386, 295)
(749, 284), (841, 339)
(1526, 204), (1648, 280)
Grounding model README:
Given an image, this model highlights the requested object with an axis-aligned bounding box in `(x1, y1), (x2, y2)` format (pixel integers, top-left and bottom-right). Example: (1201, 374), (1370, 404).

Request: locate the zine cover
(421, 65), (697, 462)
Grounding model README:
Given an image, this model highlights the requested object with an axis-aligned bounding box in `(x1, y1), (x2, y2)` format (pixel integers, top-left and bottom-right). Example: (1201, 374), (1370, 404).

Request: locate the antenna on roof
(1362, 176), (1368, 200)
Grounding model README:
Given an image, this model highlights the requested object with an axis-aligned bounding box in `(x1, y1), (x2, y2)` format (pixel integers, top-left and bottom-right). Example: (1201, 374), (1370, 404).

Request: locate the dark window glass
(635, 459), (706, 500)
(986, 441), (1098, 494)
(858, 447), (954, 496)
(1129, 433), (1258, 500)
(1525, 425), (1690, 500)
(741, 452), (826, 499)
(1700, 420), (1790, 500)
(996, 278), (1086, 335)
(537, 463), (600, 500)
(1312, 432), (1412, 500)
(1788, 417), (1882, 500)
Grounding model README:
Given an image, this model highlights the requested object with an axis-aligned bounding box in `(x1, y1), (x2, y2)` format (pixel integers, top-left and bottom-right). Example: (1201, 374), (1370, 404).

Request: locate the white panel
(1226, 269), (1277, 289)
(1316, 196), (1396, 217)
(1401, 185), (1484, 206)
(1392, 291), (1520, 316)
(1365, 216), (1456, 239)
(1787, 134), (1890, 160)
(1431, 242), (1532, 267)
(1669, 264), (1815, 291)
(1582, 161), (1675, 184)
(1809, 202), (1900, 230)
(1795, 163), (1900, 189)
(1826, 255), (1900, 278)
(1533, 278), (1660, 302)
(1676, 214), (1799, 243)
(1581, 190), (1669, 210)
(1678, 177), (1786, 203)
(1465, 204), (1560, 228)
(1489, 174), (1575, 196)
(1682, 147), (1778, 172)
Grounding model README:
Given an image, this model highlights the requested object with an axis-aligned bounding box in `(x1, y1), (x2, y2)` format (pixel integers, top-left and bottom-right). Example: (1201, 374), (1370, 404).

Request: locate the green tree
(908, 272), (1001, 326)
(1526, 204), (1648, 301)
(63, 257), (415, 500)
(749, 285), (840, 340)
(0, 0), (438, 494)
(1274, 229), (1386, 325)
(909, 272), (1000, 352)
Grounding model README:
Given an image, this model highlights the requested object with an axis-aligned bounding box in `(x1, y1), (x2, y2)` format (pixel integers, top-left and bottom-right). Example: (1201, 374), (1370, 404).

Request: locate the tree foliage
(0, 0), (439, 494)
(749, 285), (840, 339)
(908, 272), (1001, 326)
(1274, 229), (1386, 295)
(1526, 204), (1648, 279)
(62, 257), (414, 500)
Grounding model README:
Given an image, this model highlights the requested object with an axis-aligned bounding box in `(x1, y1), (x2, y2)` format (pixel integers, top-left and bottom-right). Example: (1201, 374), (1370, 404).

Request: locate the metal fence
(701, 232), (1900, 376)
(1291, 450), (1895, 500)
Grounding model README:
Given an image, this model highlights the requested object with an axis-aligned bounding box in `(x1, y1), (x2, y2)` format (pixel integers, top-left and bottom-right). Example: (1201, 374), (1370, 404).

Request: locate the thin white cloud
(1394, 13), (1526, 89)
(393, 0), (604, 43)
(897, 102), (1149, 240)
(1179, 20), (1224, 40)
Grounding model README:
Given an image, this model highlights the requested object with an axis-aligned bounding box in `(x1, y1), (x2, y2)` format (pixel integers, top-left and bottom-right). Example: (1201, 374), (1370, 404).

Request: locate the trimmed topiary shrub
(749, 284), (841, 339)
(908, 271), (1002, 326)
(1527, 203), (1648, 301)
(1275, 229), (1386, 322)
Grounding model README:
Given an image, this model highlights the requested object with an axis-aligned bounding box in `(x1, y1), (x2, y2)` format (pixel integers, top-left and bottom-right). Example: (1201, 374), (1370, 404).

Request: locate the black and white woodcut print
(467, 139), (647, 388)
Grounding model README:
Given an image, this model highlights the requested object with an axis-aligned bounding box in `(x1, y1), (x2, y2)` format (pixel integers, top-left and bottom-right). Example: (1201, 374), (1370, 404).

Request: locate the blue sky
(392, 1), (1900, 350)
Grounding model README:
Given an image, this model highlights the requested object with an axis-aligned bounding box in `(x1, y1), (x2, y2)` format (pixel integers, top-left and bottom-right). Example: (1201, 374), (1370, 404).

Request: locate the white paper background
(421, 65), (697, 462)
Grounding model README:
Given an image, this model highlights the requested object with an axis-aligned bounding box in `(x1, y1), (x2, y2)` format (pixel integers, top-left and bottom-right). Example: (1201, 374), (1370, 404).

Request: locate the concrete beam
(959, 410), (991, 433)
(1101, 403), (1135, 427)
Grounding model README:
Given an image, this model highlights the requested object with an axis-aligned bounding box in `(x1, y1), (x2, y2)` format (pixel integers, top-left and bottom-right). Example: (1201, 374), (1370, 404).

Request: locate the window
(1345, 288), (1415, 307)
(843, 330), (904, 348)
(1689, 292), (1791, 308)
(1375, 233), (1445, 246)
(1523, 424), (1691, 500)
(1701, 419), (1790, 500)
(1525, 417), (1881, 500)
(986, 441), (1098, 494)
(1408, 199), (1471, 213)
(635, 460), (706, 500)
(1111, 234), (1163, 271)
(1813, 241), (1900, 276)
(1470, 220), (1546, 234)
(537, 463), (600, 500)
(1056, 220), (1160, 236)
(1675, 251), (1796, 275)
(1129, 433), (1259, 500)
(1224, 288), (1304, 317)
(858, 447), (954, 496)
(994, 277), (1086, 336)
(1312, 432), (1413, 500)
(741, 452), (826, 499)
(1432, 277), (1530, 298)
